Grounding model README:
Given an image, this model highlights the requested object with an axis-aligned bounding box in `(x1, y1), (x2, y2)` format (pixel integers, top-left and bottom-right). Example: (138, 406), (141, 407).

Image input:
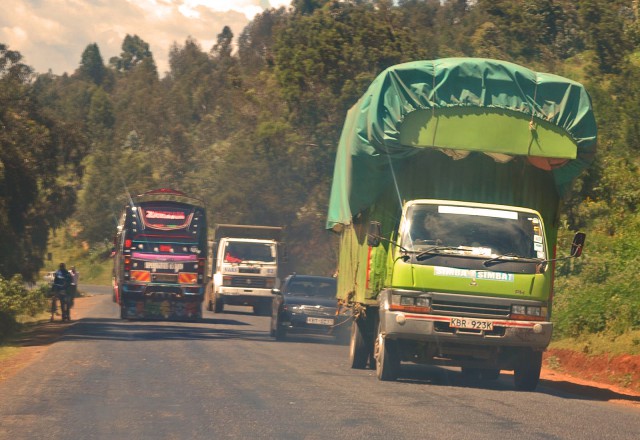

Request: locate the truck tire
(374, 328), (400, 381)
(213, 297), (224, 313)
(349, 319), (371, 369)
(514, 351), (542, 391)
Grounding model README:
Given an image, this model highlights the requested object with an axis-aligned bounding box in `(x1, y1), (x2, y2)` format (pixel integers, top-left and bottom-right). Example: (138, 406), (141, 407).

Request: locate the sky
(0, 0), (292, 76)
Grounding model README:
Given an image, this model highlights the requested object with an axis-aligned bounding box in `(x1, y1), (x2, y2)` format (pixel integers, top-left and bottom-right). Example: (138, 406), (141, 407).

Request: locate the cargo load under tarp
(327, 58), (597, 230)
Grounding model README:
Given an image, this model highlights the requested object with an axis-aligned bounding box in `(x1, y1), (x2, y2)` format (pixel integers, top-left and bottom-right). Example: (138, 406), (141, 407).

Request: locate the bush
(553, 220), (640, 339)
(0, 275), (49, 340)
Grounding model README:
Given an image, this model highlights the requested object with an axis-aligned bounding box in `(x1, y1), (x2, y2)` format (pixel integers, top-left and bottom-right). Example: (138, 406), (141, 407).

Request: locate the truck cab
(207, 225), (284, 316)
(371, 199), (556, 386)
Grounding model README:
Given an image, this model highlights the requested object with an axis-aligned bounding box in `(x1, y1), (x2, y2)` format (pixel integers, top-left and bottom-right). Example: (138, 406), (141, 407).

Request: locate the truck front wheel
(514, 351), (542, 391)
(374, 327), (400, 381)
(349, 319), (371, 369)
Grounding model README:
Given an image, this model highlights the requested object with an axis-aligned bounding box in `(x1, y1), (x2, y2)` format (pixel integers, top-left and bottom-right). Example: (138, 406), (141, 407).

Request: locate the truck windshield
(224, 242), (276, 263)
(401, 204), (545, 260)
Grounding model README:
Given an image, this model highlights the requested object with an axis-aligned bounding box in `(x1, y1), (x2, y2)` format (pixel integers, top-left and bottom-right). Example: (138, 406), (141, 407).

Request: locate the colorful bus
(112, 189), (208, 320)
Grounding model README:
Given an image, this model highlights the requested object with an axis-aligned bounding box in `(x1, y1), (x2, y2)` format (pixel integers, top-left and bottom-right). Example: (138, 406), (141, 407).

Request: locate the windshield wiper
(482, 253), (542, 267)
(415, 246), (465, 261)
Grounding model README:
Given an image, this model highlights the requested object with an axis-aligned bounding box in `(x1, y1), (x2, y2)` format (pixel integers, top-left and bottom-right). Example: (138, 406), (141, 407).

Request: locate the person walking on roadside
(52, 263), (72, 321)
(69, 266), (79, 308)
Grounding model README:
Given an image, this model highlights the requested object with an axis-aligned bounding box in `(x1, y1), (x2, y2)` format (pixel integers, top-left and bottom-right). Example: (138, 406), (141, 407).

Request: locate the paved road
(1, 286), (639, 440)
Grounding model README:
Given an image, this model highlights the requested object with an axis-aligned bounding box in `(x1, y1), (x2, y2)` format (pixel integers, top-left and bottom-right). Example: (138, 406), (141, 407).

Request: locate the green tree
(76, 43), (106, 85)
(77, 132), (156, 243)
(238, 8), (288, 73)
(578, 0), (629, 74)
(0, 45), (86, 279)
(109, 34), (156, 72)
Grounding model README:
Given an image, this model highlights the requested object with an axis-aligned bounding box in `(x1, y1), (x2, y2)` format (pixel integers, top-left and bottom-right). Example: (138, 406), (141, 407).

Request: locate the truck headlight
(390, 293), (431, 313)
(511, 305), (546, 321)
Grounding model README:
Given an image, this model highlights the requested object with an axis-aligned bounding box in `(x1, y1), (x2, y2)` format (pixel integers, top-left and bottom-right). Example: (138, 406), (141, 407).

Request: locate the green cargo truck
(327, 58), (597, 391)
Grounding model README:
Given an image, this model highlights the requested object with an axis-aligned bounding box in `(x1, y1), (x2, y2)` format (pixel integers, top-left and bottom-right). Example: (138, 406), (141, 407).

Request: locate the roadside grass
(0, 311), (51, 358)
(0, 346), (19, 361)
(550, 329), (640, 357)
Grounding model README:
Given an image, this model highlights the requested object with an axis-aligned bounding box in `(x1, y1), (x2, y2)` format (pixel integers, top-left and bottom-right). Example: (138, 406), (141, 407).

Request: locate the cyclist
(51, 263), (73, 321)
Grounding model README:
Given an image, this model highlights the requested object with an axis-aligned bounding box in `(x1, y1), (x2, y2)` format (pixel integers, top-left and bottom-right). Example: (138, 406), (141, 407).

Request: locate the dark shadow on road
(537, 378), (640, 405)
(214, 309), (265, 317)
(391, 363), (640, 406)
(47, 317), (270, 343)
(268, 332), (346, 346)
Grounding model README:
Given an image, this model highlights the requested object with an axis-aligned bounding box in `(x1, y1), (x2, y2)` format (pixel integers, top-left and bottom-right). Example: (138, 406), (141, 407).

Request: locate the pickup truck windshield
(401, 204), (545, 260)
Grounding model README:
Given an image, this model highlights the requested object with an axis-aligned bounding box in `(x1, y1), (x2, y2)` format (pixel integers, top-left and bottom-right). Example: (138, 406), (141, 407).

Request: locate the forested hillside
(1, 0), (639, 341)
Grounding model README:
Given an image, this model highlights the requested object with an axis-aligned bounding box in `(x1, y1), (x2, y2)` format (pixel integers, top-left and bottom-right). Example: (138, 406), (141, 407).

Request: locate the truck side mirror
(367, 221), (381, 247)
(570, 232), (586, 258)
(279, 243), (288, 263)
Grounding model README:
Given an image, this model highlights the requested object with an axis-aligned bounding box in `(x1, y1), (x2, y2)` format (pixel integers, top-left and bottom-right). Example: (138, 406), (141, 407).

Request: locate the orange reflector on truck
(130, 270), (151, 282)
(179, 272), (198, 284)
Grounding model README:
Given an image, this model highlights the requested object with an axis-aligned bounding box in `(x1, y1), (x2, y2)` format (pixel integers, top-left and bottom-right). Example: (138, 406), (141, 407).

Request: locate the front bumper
(218, 287), (272, 306)
(378, 289), (553, 350)
(380, 310), (552, 349)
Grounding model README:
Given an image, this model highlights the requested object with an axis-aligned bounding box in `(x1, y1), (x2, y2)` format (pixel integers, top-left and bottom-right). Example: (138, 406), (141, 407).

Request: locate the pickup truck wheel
(349, 320), (371, 369)
(374, 328), (400, 381)
(213, 297), (224, 313)
(514, 351), (542, 391)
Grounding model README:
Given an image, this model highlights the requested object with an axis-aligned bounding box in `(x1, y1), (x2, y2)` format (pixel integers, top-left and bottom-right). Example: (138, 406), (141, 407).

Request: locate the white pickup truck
(207, 224), (285, 316)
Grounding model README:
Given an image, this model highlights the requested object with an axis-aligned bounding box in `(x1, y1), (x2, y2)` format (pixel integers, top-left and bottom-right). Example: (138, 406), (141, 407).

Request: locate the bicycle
(49, 288), (71, 322)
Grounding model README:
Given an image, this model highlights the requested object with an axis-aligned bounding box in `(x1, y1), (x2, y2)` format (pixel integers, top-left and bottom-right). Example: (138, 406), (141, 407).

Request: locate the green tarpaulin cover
(327, 58), (597, 230)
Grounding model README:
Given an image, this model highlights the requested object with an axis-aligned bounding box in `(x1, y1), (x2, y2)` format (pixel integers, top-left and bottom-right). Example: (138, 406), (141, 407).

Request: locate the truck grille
(431, 297), (511, 319)
(229, 276), (267, 288)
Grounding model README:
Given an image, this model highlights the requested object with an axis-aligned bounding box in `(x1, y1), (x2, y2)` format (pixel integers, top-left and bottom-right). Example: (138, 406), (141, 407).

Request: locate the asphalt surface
(0, 285), (639, 440)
